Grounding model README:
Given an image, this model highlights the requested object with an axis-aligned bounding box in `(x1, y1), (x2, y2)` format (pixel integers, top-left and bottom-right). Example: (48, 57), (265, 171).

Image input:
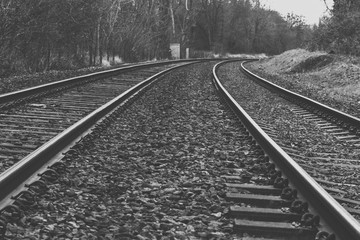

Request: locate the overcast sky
(261, 0), (333, 25)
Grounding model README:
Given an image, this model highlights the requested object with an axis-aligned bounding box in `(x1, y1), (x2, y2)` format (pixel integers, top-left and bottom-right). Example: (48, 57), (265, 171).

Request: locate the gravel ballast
(5, 59), (359, 239)
(4, 62), (261, 239)
(217, 62), (360, 212)
(218, 62), (355, 157)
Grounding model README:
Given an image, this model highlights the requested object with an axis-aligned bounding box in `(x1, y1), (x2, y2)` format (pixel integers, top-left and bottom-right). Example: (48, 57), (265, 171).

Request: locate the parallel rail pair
(0, 59), (359, 239)
(0, 60), (199, 235)
(213, 60), (360, 240)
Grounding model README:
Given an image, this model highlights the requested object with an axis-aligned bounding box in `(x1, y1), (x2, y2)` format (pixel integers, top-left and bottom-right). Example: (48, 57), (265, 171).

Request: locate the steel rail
(212, 60), (360, 240)
(0, 59), (202, 104)
(241, 61), (360, 132)
(0, 62), (198, 211)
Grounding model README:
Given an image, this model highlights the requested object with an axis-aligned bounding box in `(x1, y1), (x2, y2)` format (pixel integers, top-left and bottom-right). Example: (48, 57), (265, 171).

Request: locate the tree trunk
(89, 44), (93, 66)
(96, 19), (100, 65)
(158, 0), (171, 59)
(100, 44), (103, 65)
(93, 28), (97, 65)
(112, 43), (115, 62)
(45, 42), (51, 71)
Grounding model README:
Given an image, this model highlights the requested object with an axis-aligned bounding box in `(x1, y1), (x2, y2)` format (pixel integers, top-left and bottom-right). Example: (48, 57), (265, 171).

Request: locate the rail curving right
(212, 60), (360, 240)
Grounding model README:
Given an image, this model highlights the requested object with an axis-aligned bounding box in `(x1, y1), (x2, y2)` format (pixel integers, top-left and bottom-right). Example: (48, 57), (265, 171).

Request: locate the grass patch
(289, 55), (334, 73)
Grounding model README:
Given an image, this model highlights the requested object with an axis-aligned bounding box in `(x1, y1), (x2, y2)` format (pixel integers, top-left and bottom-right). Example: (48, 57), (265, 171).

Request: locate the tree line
(0, 0), (319, 76)
(191, 0), (311, 57)
(310, 0), (360, 55)
(0, 0), (172, 75)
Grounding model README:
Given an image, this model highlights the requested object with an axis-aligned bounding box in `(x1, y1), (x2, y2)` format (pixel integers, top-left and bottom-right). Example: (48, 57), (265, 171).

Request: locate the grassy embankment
(248, 49), (360, 117)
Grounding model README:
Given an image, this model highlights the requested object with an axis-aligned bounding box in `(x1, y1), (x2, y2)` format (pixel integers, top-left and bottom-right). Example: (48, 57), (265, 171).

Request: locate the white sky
(261, 0), (333, 25)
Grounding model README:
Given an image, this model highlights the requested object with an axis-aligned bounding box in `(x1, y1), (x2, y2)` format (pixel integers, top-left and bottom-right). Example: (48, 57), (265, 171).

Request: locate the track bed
(1, 61), (359, 239)
(218, 61), (360, 220)
(0, 64), (181, 173)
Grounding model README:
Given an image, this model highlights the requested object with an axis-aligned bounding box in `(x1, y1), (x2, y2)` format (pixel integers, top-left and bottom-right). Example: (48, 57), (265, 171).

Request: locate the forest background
(0, 0), (358, 76)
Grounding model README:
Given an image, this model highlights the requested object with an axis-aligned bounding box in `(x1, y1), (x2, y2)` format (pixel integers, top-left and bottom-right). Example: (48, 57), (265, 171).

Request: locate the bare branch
(323, 0), (331, 12)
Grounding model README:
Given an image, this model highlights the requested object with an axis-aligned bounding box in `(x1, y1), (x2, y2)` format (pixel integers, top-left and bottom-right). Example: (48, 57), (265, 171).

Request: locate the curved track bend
(241, 61), (360, 145)
(0, 61), (198, 236)
(1, 60), (358, 239)
(0, 61), (196, 172)
(213, 60), (360, 240)
(239, 60), (360, 217)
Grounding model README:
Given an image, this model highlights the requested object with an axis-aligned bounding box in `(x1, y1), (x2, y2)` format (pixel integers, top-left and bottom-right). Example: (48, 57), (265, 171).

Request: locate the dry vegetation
(248, 49), (360, 117)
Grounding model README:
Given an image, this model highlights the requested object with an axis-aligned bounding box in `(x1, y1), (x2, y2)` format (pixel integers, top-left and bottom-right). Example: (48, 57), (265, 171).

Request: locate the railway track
(214, 61), (360, 239)
(242, 61), (360, 145)
(0, 61), (193, 173)
(0, 60), (359, 239)
(0, 60), (199, 234)
(238, 61), (360, 216)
